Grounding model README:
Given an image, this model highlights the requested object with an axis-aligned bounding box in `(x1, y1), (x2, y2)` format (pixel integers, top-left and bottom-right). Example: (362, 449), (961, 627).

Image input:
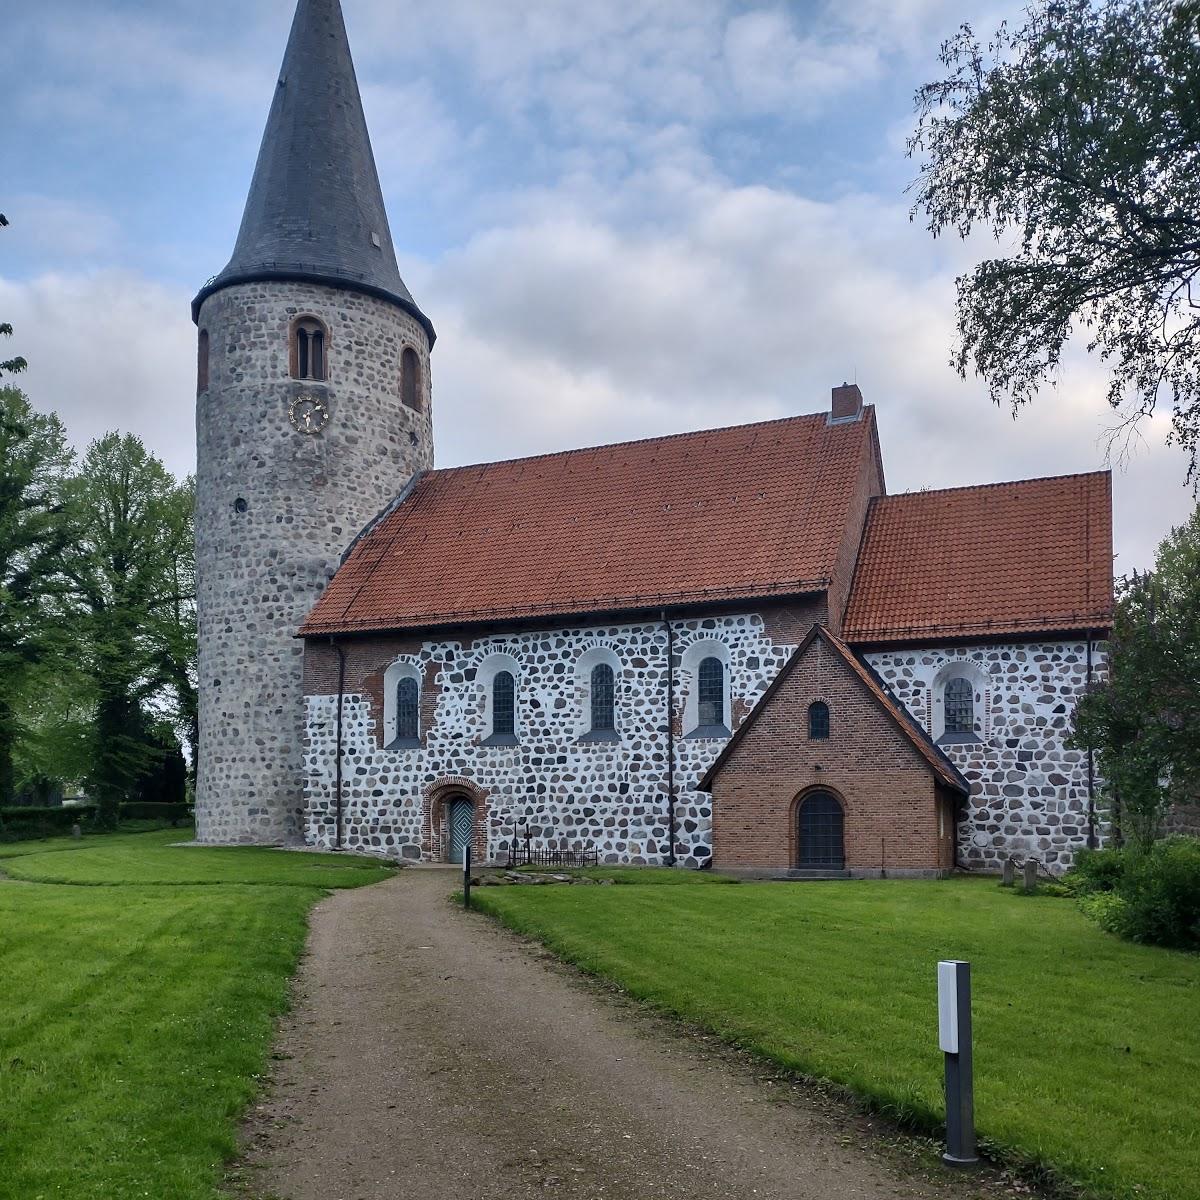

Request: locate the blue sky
(3, 0), (1195, 571)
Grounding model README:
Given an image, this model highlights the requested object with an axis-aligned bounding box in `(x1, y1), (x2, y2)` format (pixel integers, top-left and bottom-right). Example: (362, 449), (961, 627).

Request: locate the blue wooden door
(448, 799), (474, 864)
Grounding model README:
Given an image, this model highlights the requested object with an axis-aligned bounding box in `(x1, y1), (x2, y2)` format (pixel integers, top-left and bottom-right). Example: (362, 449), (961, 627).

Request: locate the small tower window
(401, 346), (421, 412)
(590, 663), (616, 733)
(291, 316), (328, 381)
(945, 677), (975, 736)
(697, 657), (726, 728)
(808, 701), (829, 740)
(492, 670), (516, 738)
(395, 676), (419, 742)
(197, 329), (210, 394)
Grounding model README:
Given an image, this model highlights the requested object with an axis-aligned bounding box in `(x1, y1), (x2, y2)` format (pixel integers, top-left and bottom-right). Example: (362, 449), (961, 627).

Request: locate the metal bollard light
(462, 842), (472, 909)
(938, 960), (979, 1167)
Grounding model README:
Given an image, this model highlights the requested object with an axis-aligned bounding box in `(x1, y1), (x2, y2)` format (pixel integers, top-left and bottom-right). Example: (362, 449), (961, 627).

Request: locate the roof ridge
(424, 408), (871, 477)
(881, 469), (1110, 502)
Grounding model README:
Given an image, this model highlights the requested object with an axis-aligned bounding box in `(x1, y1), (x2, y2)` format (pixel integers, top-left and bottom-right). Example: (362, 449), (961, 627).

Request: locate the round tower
(192, 0), (434, 843)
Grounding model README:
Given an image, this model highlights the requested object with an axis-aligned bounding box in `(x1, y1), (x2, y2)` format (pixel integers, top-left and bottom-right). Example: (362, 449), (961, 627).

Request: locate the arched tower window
(395, 676), (419, 742)
(401, 346), (422, 411)
(492, 670), (516, 738)
(808, 701), (829, 740)
(291, 316), (327, 381)
(944, 677), (975, 736)
(590, 663), (615, 733)
(697, 657), (725, 728)
(197, 329), (210, 395)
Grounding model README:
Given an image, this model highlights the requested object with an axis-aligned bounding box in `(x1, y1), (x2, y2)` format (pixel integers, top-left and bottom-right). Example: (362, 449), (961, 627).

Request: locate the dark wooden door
(797, 791), (845, 869)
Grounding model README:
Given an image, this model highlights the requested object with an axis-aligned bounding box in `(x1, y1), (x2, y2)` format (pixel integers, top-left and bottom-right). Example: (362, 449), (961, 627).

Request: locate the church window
(944, 677), (974, 736)
(808, 701), (829, 740)
(401, 346), (422, 411)
(697, 657), (725, 728)
(291, 316), (327, 381)
(197, 329), (210, 394)
(492, 670), (516, 738)
(590, 663), (615, 733)
(395, 676), (419, 742)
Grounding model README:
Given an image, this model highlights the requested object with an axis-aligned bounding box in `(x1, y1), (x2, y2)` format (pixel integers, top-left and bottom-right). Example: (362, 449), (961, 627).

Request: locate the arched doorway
(796, 790), (845, 869)
(446, 797), (474, 864)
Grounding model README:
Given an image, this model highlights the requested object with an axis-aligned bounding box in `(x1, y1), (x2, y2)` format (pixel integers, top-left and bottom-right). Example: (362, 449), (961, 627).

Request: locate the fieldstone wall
(194, 279), (433, 844)
(302, 614), (796, 866)
(865, 640), (1106, 872)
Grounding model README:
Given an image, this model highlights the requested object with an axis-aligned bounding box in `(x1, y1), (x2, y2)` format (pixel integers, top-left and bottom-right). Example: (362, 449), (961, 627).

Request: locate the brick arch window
(697, 657), (725, 727)
(590, 663), (616, 734)
(401, 346), (422, 411)
(492, 671), (516, 738)
(944, 677), (974, 736)
(197, 329), (210, 395)
(291, 316), (327, 381)
(808, 700), (829, 740)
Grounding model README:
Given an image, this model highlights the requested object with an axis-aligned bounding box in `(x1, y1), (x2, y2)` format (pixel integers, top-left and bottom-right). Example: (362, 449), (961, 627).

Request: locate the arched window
(944, 677), (974, 736)
(292, 316), (327, 381)
(401, 346), (421, 411)
(697, 657), (725, 728)
(492, 670), (516, 738)
(808, 701), (829, 740)
(590, 663), (615, 733)
(395, 676), (419, 742)
(197, 329), (210, 394)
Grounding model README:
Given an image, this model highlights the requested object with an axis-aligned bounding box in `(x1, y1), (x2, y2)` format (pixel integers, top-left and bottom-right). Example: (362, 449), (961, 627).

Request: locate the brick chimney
(830, 382), (863, 423)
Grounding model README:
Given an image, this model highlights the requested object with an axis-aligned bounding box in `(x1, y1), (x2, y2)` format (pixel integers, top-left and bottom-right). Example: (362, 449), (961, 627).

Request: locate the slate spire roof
(192, 0), (434, 342)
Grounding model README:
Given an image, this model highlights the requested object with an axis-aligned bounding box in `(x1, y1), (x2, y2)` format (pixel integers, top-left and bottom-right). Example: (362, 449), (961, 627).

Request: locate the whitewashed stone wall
(865, 640), (1105, 872)
(303, 614), (795, 866)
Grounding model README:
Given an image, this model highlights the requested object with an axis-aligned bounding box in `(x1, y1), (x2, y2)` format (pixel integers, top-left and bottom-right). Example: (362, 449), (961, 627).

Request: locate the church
(192, 0), (1113, 876)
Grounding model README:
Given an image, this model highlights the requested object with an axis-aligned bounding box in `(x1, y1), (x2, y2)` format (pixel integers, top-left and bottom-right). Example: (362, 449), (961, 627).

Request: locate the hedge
(0, 801), (192, 842)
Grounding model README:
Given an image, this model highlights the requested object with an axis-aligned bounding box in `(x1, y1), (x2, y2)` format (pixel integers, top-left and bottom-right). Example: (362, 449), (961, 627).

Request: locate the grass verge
(0, 826), (395, 1200)
(474, 875), (1200, 1200)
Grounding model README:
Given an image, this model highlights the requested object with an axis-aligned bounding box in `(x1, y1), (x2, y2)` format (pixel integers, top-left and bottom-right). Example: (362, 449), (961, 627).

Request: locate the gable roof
(843, 471), (1112, 645)
(301, 409), (881, 636)
(697, 624), (969, 795)
(192, 0), (433, 341)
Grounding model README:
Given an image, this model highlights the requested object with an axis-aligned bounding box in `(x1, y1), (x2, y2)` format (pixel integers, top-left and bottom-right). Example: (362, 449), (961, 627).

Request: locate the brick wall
(709, 637), (951, 874)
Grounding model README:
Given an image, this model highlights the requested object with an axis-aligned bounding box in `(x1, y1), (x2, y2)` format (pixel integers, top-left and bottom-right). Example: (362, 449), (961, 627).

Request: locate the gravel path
(232, 870), (1020, 1200)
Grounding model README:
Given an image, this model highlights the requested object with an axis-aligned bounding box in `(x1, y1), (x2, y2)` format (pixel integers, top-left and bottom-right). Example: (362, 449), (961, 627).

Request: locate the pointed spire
(193, 0), (433, 342)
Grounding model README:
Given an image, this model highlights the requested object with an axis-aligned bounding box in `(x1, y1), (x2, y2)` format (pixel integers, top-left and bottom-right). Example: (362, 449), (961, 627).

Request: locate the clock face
(289, 394), (330, 435)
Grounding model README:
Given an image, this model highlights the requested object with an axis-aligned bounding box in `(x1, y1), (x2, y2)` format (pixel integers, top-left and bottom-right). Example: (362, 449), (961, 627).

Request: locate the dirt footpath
(231, 870), (1020, 1200)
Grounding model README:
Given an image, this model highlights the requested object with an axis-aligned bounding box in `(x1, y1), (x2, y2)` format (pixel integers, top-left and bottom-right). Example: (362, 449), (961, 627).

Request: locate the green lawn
(0, 827), (395, 1200)
(475, 877), (1200, 1200)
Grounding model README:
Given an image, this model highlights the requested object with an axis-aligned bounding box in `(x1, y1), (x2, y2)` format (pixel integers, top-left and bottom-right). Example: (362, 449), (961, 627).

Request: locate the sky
(3, 0), (1195, 573)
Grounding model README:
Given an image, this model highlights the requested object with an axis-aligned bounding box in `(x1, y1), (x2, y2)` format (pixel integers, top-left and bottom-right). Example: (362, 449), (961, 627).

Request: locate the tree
(1, 213), (28, 381)
(1073, 506), (1200, 847)
(59, 435), (191, 826)
(909, 0), (1200, 477)
(0, 388), (73, 804)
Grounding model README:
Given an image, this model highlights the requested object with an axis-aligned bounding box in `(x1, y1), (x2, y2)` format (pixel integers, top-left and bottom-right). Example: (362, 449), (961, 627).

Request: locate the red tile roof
(697, 625), (969, 795)
(843, 472), (1113, 644)
(301, 410), (880, 636)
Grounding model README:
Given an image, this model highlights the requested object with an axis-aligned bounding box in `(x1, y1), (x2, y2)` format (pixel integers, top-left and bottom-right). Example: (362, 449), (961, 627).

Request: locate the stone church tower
(191, 0), (435, 843)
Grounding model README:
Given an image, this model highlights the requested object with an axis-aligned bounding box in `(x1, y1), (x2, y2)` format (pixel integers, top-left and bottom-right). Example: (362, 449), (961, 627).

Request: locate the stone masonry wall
(194, 279), (433, 844)
(302, 611), (803, 865)
(865, 640), (1105, 872)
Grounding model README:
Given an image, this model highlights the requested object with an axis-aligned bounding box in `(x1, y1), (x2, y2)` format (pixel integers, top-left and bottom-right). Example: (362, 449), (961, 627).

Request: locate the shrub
(1118, 838), (1200, 950)
(1066, 845), (1125, 894)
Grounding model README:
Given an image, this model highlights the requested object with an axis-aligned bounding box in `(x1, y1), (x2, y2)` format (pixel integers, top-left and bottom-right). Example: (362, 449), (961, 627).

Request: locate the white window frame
(382, 659), (422, 747)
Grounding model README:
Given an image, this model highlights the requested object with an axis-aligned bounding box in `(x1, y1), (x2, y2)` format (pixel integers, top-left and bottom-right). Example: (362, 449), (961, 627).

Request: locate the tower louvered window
(395, 676), (419, 741)
(293, 317), (327, 381)
(945, 677), (974, 735)
(401, 346), (421, 411)
(493, 671), (516, 737)
(697, 657), (725, 727)
(590, 663), (616, 732)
